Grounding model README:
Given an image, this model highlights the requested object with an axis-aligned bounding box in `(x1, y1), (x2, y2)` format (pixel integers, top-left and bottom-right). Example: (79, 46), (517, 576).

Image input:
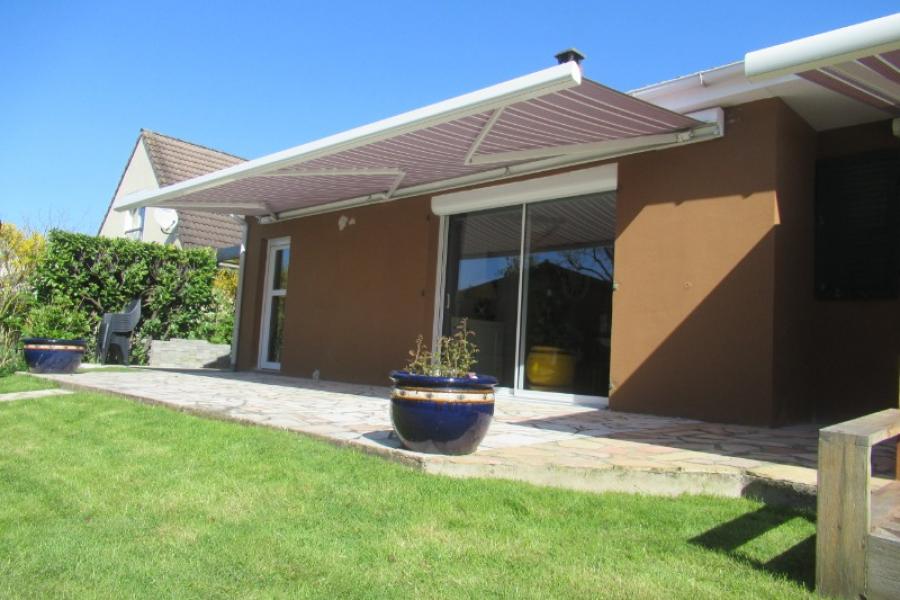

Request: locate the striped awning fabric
(799, 50), (900, 116)
(115, 64), (713, 218)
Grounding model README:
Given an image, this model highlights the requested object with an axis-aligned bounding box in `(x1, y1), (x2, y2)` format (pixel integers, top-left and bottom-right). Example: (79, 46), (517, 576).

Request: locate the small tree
(0, 222), (45, 375)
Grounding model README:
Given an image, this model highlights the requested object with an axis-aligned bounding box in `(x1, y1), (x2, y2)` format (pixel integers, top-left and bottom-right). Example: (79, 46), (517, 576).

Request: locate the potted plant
(21, 301), (90, 374)
(389, 319), (498, 455)
(525, 271), (579, 391)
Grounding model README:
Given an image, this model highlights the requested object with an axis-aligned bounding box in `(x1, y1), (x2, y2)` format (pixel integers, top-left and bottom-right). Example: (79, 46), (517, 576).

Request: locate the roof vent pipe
(555, 48), (585, 65)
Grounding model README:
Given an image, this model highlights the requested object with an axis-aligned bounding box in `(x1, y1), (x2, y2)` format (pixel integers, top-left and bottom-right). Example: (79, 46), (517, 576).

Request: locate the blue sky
(1, 1), (896, 233)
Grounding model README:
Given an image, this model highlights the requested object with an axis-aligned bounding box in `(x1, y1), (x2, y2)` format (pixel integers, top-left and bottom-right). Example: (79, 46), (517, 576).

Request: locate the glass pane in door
(266, 296), (286, 364)
(266, 296), (284, 363)
(520, 193), (616, 396)
(272, 248), (289, 290)
(443, 206), (522, 385)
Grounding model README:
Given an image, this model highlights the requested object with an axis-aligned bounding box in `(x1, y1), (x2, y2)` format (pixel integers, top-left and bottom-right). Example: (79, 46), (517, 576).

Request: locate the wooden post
(816, 429), (871, 598)
(817, 409), (900, 599)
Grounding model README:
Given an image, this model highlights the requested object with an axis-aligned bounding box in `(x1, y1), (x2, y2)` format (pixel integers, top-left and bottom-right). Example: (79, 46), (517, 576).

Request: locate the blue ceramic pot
(22, 338), (86, 374)
(389, 371), (498, 455)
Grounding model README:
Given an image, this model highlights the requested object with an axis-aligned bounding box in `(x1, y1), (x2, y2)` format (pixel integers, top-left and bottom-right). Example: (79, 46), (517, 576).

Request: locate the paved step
(0, 388), (73, 403)
(34, 369), (895, 509)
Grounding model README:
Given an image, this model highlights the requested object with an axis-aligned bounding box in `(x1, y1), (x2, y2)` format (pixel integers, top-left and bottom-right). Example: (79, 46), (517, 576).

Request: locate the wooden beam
(816, 430), (871, 598)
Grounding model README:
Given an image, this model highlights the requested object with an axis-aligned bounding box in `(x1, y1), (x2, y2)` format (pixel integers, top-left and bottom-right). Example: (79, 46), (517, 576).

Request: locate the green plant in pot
(21, 298), (91, 373)
(389, 319), (498, 455)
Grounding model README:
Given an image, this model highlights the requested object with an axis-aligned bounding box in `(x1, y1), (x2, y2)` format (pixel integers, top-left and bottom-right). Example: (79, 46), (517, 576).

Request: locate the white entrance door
(258, 237), (290, 370)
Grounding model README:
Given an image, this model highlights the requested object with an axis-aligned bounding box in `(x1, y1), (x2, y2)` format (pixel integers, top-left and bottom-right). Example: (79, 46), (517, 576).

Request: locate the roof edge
(96, 133), (156, 235)
(140, 128), (248, 162)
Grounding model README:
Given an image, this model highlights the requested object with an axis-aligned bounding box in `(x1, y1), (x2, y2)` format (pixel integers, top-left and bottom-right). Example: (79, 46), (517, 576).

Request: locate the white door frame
(431, 165), (617, 406)
(258, 237), (290, 370)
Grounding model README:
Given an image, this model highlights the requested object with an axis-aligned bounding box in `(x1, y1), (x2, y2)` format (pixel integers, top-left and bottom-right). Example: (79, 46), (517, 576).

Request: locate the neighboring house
(113, 15), (900, 427)
(98, 129), (244, 251)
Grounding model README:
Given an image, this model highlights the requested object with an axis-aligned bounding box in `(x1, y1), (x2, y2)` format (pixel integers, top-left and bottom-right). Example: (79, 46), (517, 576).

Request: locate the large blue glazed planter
(22, 338), (87, 374)
(389, 371), (498, 455)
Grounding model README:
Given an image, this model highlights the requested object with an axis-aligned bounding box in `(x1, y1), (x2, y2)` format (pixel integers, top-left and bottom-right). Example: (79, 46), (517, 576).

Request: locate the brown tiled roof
(140, 130), (246, 249)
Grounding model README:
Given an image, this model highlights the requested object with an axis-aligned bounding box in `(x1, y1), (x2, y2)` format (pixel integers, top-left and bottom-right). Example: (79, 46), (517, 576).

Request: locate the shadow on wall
(610, 225), (899, 426)
(610, 225), (775, 425)
(610, 103), (898, 426)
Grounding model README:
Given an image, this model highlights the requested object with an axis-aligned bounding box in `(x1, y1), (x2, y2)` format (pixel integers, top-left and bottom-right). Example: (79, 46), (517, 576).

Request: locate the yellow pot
(526, 346), (575, 390)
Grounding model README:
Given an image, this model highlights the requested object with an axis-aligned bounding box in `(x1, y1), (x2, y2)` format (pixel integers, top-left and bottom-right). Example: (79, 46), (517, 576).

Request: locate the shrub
(0, 223), (45, 376)
(0, 329), (24, 377)
(199, 288), (234, 345)
(31, 231), (222, 363)
(22, 298), (92, 340)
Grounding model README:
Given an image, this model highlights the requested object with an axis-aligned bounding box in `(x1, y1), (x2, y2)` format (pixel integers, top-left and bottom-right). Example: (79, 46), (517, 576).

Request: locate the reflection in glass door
(520, 195), (615, 396)
(259, 237), (290, 370)
(442, 192), (616, 398)
(442, 206), (521, 387)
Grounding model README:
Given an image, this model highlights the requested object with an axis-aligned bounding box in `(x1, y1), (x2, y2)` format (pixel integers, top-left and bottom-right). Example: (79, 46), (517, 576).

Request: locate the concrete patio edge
(35, 371), (821, 509)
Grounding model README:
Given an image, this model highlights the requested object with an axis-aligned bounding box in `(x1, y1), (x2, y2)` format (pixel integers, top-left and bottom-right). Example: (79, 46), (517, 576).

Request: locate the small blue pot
(22, 338), (86, 374)
(389, 371), (498, 455)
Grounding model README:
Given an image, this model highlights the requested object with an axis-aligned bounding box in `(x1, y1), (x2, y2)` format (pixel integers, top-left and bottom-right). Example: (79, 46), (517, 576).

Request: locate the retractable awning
(745, 13), (900, 116)
(114, 61), (722, 220)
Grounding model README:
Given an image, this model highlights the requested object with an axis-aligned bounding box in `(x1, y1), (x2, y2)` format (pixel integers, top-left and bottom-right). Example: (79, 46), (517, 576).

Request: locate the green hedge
(30, 230), (224, 363)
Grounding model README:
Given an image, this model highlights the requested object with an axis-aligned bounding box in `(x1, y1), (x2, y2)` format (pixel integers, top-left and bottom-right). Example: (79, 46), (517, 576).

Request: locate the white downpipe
(229, 217), (248, 369)
(745, 13), (900, 81)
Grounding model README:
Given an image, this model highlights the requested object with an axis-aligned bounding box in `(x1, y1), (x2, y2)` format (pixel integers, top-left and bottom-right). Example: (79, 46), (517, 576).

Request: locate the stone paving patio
(38, 368), (897, 506)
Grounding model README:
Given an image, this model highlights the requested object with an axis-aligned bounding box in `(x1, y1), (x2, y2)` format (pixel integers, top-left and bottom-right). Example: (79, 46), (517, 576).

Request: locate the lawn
(0, 373), (57, 394)
(0, 377), (817, 599)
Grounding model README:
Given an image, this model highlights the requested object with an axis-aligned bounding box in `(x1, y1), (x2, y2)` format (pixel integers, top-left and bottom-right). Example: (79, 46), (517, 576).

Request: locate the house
(112, 15), (900, 427)
(98, 129), (244, 254)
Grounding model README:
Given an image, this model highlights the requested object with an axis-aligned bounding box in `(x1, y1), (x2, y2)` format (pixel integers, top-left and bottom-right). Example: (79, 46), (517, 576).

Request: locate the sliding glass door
(442, 192), (615, 399)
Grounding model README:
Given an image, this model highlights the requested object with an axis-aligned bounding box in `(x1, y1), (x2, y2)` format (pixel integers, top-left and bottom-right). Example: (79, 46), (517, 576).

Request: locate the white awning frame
(114, 62), (584, 213)
(745, 13), (900, 81)
(114, 62), (724, 223)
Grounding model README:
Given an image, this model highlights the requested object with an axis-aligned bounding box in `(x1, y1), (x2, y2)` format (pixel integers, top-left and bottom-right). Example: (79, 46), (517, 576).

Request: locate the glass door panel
(520, 193), (616, 396)
(442, 206), (522, 386)
(259, 239), (290, 369)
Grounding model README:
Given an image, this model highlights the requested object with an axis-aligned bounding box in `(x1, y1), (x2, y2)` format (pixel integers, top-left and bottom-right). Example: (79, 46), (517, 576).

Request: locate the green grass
(0, 373), (57, 394)
(0, 378), (817, 599)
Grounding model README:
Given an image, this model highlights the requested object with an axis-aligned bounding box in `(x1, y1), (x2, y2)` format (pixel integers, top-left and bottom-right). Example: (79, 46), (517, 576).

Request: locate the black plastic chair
(97, 298), (141, 365)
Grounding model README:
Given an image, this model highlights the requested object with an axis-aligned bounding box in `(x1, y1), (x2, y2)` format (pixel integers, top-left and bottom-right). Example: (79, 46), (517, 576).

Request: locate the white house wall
(99, 139), (178, 246)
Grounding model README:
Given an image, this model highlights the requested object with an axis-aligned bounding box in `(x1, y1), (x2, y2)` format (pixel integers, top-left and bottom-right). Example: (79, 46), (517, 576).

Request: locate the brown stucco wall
(808, 120), (900, 420)
(233, 99), (896, 426)
(771, 102), (817, 424)
(608, 99), (782, 425)
(236, 196), (439, 385)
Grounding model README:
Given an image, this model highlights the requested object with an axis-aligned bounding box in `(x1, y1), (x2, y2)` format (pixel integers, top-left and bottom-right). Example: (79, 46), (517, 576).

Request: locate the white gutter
(114, 62), (583, 212)
(229, 216), (248, 369)
(745, 13), (900, 81)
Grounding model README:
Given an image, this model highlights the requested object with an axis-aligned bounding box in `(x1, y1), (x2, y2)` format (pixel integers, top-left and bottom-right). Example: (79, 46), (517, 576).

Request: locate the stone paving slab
(36, 368), (897, 507)
(0, 388), (73, 402)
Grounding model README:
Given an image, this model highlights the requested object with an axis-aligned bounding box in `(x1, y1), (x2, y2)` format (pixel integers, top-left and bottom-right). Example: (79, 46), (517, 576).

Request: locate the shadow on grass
(690, 506), (816, 590)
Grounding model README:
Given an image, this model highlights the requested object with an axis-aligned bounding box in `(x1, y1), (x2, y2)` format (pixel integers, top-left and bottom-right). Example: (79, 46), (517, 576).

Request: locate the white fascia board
(431, 164), (617, 216)
(113, 62), (583, 212)
(745, 13), (900, 81)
